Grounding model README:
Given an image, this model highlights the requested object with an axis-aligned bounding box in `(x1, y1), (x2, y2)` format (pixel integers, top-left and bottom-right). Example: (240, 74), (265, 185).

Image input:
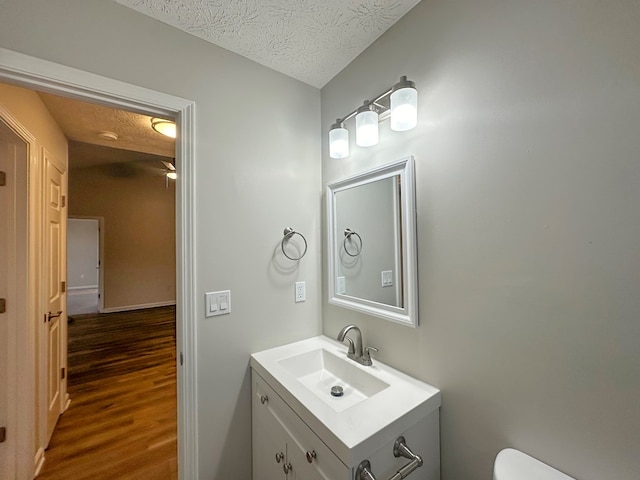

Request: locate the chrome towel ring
(343, 228), (363, 257)
(281, 227), (308, 261)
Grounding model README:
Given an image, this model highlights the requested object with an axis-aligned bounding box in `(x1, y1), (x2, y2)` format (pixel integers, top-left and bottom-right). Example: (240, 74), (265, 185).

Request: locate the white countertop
(250, 335), (441, 465)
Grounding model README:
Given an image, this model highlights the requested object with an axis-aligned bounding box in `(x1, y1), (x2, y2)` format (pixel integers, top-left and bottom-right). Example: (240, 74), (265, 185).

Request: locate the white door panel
(44, 152), (66, 444)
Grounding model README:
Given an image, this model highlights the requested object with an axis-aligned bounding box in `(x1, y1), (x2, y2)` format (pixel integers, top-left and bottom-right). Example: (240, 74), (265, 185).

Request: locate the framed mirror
(326, 156), (418, 327)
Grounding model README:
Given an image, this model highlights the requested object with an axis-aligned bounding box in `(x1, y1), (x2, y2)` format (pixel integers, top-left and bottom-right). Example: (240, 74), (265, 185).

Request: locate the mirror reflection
(326, 156), (418, 327)
(334, 175), (402, 307)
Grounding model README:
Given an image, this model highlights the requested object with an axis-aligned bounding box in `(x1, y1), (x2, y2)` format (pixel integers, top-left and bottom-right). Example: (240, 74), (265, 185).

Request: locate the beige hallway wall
(0, 83), (67, 160)
(68, 159), (176, 311)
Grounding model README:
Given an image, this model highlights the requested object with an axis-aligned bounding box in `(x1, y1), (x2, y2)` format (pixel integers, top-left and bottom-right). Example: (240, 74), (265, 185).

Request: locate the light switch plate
(381, 270), (393, 287)
(205, 290), (231, 317)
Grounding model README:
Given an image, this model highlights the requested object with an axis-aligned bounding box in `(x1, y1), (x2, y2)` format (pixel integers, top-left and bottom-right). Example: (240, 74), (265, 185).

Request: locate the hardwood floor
(37, 306), (178, 480)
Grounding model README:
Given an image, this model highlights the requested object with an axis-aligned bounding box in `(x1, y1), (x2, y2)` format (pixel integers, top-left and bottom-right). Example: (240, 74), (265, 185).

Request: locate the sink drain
(330, 385), (344, 397)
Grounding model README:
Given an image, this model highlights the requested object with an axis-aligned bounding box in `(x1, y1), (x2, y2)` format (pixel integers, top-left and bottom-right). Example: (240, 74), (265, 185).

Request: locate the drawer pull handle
(260, 395), (268, 404)
(283, 462), (292, 474)
(275, 452), (284, 463)
(306, 450), (317, 463)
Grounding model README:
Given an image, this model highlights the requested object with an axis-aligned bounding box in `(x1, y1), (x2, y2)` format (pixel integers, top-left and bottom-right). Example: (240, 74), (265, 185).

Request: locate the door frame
(0, 104), (35, 480)
(0, 47), (198, 480)
(67, 216), (105, 313)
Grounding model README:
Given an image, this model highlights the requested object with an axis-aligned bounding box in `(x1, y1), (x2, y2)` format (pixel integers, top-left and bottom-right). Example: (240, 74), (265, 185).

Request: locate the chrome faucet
(336, 325), (378, 366)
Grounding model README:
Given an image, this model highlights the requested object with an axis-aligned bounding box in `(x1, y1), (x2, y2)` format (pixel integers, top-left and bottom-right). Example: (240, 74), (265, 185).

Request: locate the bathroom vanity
(250, 336), (441, 480)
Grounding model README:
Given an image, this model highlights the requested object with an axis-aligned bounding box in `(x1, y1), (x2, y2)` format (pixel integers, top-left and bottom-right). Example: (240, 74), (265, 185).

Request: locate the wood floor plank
(36, 306), (177, 480)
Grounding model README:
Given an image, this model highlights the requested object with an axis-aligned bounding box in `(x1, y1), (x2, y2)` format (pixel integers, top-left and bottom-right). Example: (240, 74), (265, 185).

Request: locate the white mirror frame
(327, 155), (418, 327)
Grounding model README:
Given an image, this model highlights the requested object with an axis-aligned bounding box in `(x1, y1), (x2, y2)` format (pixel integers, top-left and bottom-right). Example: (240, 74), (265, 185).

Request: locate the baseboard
(63, 393), (71, 413)
(33, 447), (45, 478)
(100, 300), (176, 314)
(68, 285), (98, 291)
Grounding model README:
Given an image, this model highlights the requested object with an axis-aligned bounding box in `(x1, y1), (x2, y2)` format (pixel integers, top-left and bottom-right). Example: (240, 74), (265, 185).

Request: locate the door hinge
(180, 352), (184, 366)
(0, 298), (6, 314)
(61, 281), (66, 293)
(0, 426), (6, 443)
(61, 367), (66, 380)
(0, 171), (6, 187)
(61, 195), (66, 208)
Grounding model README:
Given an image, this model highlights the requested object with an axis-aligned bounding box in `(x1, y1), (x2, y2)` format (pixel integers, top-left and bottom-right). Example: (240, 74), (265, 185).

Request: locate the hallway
(37, 306), (178, 480)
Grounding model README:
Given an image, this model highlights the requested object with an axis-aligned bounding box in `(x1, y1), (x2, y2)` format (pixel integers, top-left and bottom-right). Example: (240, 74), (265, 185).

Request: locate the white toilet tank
(493, 448), (576, 480)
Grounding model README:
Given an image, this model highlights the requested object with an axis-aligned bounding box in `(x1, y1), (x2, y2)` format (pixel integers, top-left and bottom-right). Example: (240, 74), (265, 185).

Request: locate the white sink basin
(277, 347), (389, 412)
(251, 335), (441, 464)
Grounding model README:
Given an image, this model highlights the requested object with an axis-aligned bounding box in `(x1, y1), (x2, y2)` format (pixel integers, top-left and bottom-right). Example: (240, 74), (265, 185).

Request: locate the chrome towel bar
(355, 436), (423, 480)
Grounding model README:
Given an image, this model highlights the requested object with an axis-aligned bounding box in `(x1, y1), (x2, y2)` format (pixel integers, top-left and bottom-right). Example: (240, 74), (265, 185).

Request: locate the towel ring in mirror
(281, 227), (308, 261)
(343, 229), (363, 257)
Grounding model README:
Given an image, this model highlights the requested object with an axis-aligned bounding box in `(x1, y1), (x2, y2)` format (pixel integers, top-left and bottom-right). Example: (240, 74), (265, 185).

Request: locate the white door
(44, 151), (67, 443)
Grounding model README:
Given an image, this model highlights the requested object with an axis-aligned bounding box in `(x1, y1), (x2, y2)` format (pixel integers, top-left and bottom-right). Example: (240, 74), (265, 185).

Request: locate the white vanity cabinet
(252, 371), (350, 480)
(251, 336), (442, 480)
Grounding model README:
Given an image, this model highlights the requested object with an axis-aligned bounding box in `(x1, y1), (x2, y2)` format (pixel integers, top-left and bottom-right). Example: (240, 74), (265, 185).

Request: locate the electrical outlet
(295, 281), (306, 303)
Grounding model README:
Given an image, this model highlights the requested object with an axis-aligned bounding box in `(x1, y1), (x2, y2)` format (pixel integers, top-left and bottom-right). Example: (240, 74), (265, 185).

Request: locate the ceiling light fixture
(98, 131), (119, 141)
(151, 118), (177, 138)
(329, 76), (417, 159)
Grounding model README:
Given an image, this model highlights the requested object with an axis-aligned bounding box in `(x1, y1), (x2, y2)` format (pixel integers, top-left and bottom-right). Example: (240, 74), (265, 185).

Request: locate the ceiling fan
(98, 157), (176, 186)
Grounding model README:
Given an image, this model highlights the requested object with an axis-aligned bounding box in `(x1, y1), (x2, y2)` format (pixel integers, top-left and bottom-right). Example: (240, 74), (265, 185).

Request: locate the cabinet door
(283, 406), (349, 480)
(253, 377), (288, 480)
(252, 371), (350, 480)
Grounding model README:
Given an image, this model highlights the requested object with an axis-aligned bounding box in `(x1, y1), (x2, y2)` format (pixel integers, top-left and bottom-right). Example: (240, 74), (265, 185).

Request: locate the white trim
(67, 285), (99, 291)
(100, 301), (177, 314)
(33, 448), (45, 478)
(0, 47), (198, 480)
(0, 105), (36, 480)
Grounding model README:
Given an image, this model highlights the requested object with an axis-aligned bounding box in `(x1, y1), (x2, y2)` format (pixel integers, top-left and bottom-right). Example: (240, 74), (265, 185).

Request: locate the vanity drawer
(253, 371), (350, 480)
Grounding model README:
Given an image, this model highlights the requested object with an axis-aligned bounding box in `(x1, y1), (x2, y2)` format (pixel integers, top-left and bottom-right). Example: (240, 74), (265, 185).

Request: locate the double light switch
(205, 290), (231, 317)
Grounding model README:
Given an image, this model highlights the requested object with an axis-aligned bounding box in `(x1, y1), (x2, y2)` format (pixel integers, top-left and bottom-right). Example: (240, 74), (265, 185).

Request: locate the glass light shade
(166, 171), (177, 180)
(329, 125), (349, 159)
(151, 118), (177, 138)
(390, 86), (418, 131)
(355, 109), (379, 147)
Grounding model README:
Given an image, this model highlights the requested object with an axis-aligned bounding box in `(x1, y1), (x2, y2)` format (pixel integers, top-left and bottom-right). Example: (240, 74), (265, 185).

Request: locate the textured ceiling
(68, 141), (174, 178)
(114, 0), (422, 88)
(39, 92), (175, 159)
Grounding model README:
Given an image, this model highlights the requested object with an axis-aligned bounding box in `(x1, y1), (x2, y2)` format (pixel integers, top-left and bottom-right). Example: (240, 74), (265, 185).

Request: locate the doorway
(0, 48), (197, 480)
(67, 218), (101, 315)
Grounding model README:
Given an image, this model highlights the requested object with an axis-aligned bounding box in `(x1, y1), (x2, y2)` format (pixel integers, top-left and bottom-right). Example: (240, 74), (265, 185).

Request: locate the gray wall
(322, 1), (640, 479)
(0, 1), (321, 478)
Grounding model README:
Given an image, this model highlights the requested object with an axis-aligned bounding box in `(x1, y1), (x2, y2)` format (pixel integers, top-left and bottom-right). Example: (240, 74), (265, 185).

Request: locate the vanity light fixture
(329, 121), (349, 159)
(355, 101), (379, 147)
(166, 171), (177, 180)
(328, 76), (417, 159)
(390, 77), (418, 131)
(151, 117), (177, 138)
